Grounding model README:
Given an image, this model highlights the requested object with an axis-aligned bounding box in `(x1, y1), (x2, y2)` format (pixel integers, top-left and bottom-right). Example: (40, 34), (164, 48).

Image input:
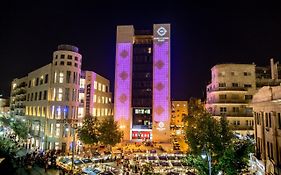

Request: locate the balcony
(207, 99), (250, 104)
(210, 112), (253, 117)
(229, 125), (254, 130)
(207, 86), (247, 93)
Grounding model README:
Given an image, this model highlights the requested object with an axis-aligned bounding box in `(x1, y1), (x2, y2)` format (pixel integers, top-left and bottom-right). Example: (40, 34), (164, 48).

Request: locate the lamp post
(201, 149), (212, 175)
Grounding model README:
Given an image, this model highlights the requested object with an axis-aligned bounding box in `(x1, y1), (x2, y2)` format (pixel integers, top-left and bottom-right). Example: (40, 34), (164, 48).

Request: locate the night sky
(1, 1), (281, 99)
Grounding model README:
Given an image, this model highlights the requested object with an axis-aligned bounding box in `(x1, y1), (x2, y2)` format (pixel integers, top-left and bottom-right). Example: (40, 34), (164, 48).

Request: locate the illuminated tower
(114, 24), (171, 142)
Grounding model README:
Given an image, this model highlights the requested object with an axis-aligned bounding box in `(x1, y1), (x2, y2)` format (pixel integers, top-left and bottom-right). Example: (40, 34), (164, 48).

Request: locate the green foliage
(11, 119), (29, 140)
(77, 115), (123, 149)
(77, 115), (100, 145)
(185, 99), (254, 175)
(98, 116), (123, 148)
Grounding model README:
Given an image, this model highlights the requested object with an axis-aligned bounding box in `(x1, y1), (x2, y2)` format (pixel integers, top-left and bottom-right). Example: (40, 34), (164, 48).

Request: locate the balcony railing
(210, 112), (253, 117)
(207, 99), (250, 104)
(207, 87), (247, 93)
(229, 125), (254, 130)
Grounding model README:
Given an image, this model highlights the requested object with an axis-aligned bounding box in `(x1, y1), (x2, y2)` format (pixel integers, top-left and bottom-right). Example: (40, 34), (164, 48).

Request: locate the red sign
(132, 131), (151, 139)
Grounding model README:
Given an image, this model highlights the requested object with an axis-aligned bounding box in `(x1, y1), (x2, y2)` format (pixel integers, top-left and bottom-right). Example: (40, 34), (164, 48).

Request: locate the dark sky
(1, 1), (281, 99)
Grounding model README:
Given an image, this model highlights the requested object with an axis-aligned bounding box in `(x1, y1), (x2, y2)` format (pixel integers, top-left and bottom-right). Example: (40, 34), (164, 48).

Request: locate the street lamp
(201, 149), (212, 175)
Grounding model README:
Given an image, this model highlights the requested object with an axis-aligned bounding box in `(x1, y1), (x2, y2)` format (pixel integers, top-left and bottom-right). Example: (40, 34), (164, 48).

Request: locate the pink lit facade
(114, 24), (171, 142)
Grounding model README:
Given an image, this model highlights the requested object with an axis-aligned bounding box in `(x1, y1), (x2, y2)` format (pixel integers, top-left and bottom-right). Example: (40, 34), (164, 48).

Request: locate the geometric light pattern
(153, 41), (169, 122)
(114, 43), (132, 121)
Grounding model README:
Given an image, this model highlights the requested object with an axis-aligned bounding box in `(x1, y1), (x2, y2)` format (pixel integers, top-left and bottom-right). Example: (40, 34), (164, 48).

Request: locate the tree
(77, 115), (100, 145)
(11, 119), (29, 140)
(98, 116), (123, 150)
(184, 99), (253, 175)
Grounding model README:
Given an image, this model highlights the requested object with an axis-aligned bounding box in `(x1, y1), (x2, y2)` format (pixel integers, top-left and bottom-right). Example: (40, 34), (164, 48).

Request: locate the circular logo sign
(157, 27), (167, 36)
(158, 122), (165, 128)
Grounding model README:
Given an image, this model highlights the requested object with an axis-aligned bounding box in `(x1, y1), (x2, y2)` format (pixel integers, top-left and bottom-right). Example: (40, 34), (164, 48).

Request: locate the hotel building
(10, 44), (112, 151)
(114, 24), (171, 142)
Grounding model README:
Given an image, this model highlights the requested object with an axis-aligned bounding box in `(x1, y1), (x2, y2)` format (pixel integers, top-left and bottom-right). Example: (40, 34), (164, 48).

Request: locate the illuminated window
(42, 107), (46, 117)
(97, 108), (100, 117)
(109, 98), (111, 103)
(52, 88), (56, 101)
(38, 106), (41, 116)
(55, 142), (59, 150)
(54, 72), (57, 83)
(148, 47), (151, 53)
(79, 93), (84, 103)
(105, 97), (108, 104)
(105, 108), (108, 116)
(59, 72), (64, 83)
(102, 97), (104, 103)
(98, 83), (101, 91)
(92, 108), (96, 116)
(78, 107), (83, 118)
(56, 124), (60, 136)
(101, 108), (104, 116)
(57, 88), (63, 101)
(51, 106), (55, 119)
(29, 107), (32, 116)
(33, 106), (36, 116)
(25, 106), (29, 115)
(94, 81), (97, 89)
(80, 79), (85, 88)
(66, 71), (71, 83)
(56, 106), (61, 119)
(93, 95), (97, 103)
(102, 85), (106, 92)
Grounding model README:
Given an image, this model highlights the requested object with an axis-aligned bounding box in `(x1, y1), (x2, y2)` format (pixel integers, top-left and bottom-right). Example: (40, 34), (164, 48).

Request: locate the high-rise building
(10, 44), (113, 152)
(206, 64), (256, 136)
(114, 24), (171, 142)
(251, 86), (281, 175)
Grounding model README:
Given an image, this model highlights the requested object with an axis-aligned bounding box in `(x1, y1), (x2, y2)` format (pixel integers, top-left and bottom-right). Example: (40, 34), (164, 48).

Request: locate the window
(219, 83), (226, 87)
(277, 113), (281, 129)
(98, 83), (102, 91)
(66, 71), (71, 83)
(98, 96), (101, 103)
(67, 55), (72, 60)
(31, 93), (33, 101)
(60, 61), (64, 65)
(54, 72), (57, 83)
(244, 72), (251, 76)
(97, 108), (100, 117)
(218, 72), (225, 77)
(220, 107), (227, 113)
(105, 108), (108, 116)
(45, 74), (48, 84)
(232, 83), (238, 87)
(232, 107), (239, 113)
(245, 95), (253, 100)
(67, 62), (72, 66)
(43, 90), (47, 100)
(75, 56), (78, 61)
(74, 63), (78, 67)
(101, 108), (104, 116)
(27, 94), (30, 101)
(72, 89), (76, 101)
(231, 72), (236, 76)
(55, 55), (58, 59)
(105, 97), (108, 104)
(102, 96), (104, 103)
(35, 92), (38, 101)
(94, 81), (97, 89)
(60, 54), (65, 59)
(80, 79), (85, 88)
(56, 124), (60, 137)
(39, 91), (42, 100)
(40, 76), (44, 85)
(102, 85), (106, 92)
(269, 113), (272, 128)
(109, 98), (111, 103)
(73, 72), (77, 84)
(36, 78), (39, 86)
(219, 94), (227, 100)
(28, 80), (31, 88)
(244, 84), (252, 88)
(57, 88), (63, 101)
(59, 72), (64, 83)
(65, 88), (70, 101)
(56, 106), (61, 119)
(93, 95), (97, 103)
(265, 113), (269, 127)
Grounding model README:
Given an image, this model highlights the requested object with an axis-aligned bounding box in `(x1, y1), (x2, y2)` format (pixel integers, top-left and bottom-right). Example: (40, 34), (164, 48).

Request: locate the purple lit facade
(114, 24), (170, 142)
(114, 43), (132, 121)
(153, 41), (169, 122)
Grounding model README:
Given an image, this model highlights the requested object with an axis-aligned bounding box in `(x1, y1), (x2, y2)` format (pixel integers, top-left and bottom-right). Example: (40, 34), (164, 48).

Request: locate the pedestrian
(44, 158), (48, 172)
